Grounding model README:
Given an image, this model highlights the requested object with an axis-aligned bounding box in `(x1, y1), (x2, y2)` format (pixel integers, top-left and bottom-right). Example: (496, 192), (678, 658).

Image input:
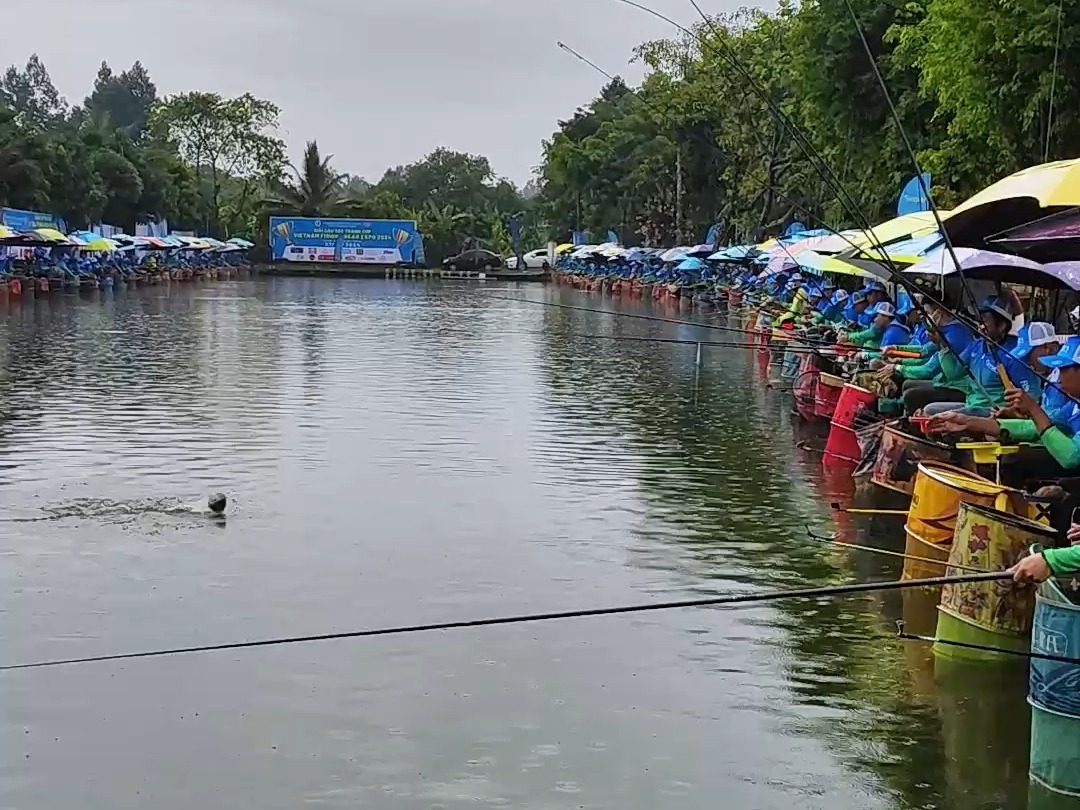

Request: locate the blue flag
(898, 174), (932, 215)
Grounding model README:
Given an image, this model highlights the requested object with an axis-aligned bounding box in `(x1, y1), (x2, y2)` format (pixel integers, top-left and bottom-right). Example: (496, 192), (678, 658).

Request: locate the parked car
(442, 249), (503, 272)
(505, 248), (551, 270)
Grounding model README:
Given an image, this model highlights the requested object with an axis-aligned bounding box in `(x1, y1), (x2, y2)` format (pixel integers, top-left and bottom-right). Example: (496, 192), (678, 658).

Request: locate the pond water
(0, 278), (1074, 809)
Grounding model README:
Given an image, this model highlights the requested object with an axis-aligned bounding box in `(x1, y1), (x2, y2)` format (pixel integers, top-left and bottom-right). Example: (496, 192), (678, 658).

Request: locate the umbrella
(68, 230), (99, 246)
(987, 208), (1080, 262)
(808, 230), (862, 255)
(676, 257), (705, 272)
(80, 238), (118, 252)
(226, 237), (255, 249)
(555, 243), (575, 255)
(660, 247), (691, 263)
(855, 232), (944, 265)
(684, 243), (717, 257)
(795, 250), (875, 278)
(708, 245), (757, 261)
(32, 227), (71, 243)
(0, 231), (54, 247)
(904, 247), (1080, 290)
(843, 212), (948, 253)
(946, 159), (1080, 246)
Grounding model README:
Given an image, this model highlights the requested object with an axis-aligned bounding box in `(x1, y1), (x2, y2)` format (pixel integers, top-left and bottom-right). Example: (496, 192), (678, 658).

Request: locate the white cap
(872, 301), (895, 317)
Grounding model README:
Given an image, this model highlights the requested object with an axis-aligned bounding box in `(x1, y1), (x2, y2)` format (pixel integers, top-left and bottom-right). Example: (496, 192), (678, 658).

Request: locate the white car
(505, 248), (551, 270)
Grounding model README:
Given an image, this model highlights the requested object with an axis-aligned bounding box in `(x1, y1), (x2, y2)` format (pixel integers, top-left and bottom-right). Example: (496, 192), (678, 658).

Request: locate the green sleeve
(1044, 546), (1080, 575)
(996, 421), (1080, 469)
(897, 353), (941, 380)
(937, 350), (969, 385)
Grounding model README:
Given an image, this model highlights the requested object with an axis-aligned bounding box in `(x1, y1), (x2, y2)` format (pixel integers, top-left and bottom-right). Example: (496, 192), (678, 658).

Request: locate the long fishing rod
(486, 294), (836, 344)
(571, 334), (835, 352)
(897, 620), (1080, 666)
(0, 571), (1013, 673)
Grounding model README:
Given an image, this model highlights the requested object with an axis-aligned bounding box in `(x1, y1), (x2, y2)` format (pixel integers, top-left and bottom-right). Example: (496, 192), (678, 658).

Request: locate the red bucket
(814, 372), (845, 419)
(793, 355), (819, 420)
(824, 383), (876, 462)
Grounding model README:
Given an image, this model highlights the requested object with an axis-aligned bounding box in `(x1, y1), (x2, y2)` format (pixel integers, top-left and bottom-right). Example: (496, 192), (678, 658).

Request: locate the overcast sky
(1, 0), (728, 186)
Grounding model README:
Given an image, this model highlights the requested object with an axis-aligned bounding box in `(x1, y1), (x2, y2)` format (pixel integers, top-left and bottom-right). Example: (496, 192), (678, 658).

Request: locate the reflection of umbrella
(947, 159), (1080, 246)
(676, 257), (705, 272)
(904, 247), (1080, 290)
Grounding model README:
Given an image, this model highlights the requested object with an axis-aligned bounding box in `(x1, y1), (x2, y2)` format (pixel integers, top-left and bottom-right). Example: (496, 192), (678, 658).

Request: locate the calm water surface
(0, 279), (1074, 809)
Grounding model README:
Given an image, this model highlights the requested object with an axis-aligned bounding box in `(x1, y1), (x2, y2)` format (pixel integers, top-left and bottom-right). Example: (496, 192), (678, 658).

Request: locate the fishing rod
(897, 620), (1080, 666)
(570, 334), (836, 352)
(0, 572), (1013, 673)
(828, 503), (909, 516)
(804, 527), (990, 574)
(485, 294), (836, 344)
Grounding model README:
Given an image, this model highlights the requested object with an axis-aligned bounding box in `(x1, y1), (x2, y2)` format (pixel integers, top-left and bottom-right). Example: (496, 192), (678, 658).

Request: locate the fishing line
(612, 0), (882, 243)
(0, 571), (1012, 673)
(1046, 0), (1065, 162)
(486, 294), (834, 342)
(897, 620), (1080, 665)
(805, 526), (990, 573)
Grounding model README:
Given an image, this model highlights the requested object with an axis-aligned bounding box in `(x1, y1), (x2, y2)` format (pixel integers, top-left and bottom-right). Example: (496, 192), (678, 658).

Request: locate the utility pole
(675, 147), (684, 244)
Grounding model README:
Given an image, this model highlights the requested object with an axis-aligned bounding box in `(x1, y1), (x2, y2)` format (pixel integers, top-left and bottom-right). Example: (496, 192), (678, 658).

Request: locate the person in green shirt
(1011, 526), (1080, 581)
(925, 337), (1080, 470)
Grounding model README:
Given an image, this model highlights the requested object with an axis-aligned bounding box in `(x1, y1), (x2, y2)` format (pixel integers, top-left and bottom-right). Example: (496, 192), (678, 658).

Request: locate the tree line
(535, 0), (1078, 246)
(0, 55), (539, 263)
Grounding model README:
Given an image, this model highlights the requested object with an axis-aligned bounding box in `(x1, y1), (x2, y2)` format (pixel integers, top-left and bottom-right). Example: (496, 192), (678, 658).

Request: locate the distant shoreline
(257, 263), (547, 282)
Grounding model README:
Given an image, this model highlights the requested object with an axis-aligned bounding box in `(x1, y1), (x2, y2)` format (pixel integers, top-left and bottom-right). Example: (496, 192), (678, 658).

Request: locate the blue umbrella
(676, 257), (705, 272)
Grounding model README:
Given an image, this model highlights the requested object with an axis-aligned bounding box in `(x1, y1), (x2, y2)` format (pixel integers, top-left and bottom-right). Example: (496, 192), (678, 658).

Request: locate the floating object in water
(208, 493), (227, 514)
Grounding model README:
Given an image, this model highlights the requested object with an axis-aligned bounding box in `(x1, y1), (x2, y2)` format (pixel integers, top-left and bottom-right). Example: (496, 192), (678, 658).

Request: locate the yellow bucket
(903, 462), (1017, 580)
(935, 503), (1057, 660)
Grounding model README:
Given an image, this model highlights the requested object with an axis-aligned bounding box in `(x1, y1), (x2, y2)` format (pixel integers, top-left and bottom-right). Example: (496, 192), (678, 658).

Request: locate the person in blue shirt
(878, 303), (913, 348)
(921, 296), (1019, 416)
(857, 281), (888, 327)
(842, 290), (869, 328)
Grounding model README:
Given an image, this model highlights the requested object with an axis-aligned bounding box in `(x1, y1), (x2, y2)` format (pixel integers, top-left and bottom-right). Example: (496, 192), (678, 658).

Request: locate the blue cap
(1011, 323), (1058, 359)
(822, 278), (837, 290)
(831, 289), (850, 305)
(1039, 338), (1080, 369)
(852, 290), (867, 304)
(863, 280), (886, 292)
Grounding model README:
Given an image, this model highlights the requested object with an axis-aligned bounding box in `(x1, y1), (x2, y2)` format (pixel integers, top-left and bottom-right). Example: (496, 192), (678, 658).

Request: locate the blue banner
(572, 230), (589, 246)
(606, 230), (619, 245)
(705, 224), (720, 246)
(898, 173), (932, 216)
(1, 206), (65, 233)
(269, 217), (421, 264)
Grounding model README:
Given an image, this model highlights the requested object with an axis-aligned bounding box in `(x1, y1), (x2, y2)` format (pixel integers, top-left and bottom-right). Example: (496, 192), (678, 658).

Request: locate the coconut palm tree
(265, 140), (345, 217)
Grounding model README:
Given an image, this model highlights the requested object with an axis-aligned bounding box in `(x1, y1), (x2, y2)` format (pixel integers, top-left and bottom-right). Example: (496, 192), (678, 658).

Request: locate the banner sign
(269, 216), (421, 264)
(897, 173), (932, 216)
(1, 206), (65, 233)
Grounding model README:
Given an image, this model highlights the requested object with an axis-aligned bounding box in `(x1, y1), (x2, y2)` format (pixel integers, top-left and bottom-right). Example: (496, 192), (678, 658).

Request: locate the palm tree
(265, 140), (345, 217)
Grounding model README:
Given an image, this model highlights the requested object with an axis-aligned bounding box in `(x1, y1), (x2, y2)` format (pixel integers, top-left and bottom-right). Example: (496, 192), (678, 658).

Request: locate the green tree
(0, 54), (67, 131)
(267, 140), (346, 217)
(150, 91), (286, 236)
(85, 60), (158, 139)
